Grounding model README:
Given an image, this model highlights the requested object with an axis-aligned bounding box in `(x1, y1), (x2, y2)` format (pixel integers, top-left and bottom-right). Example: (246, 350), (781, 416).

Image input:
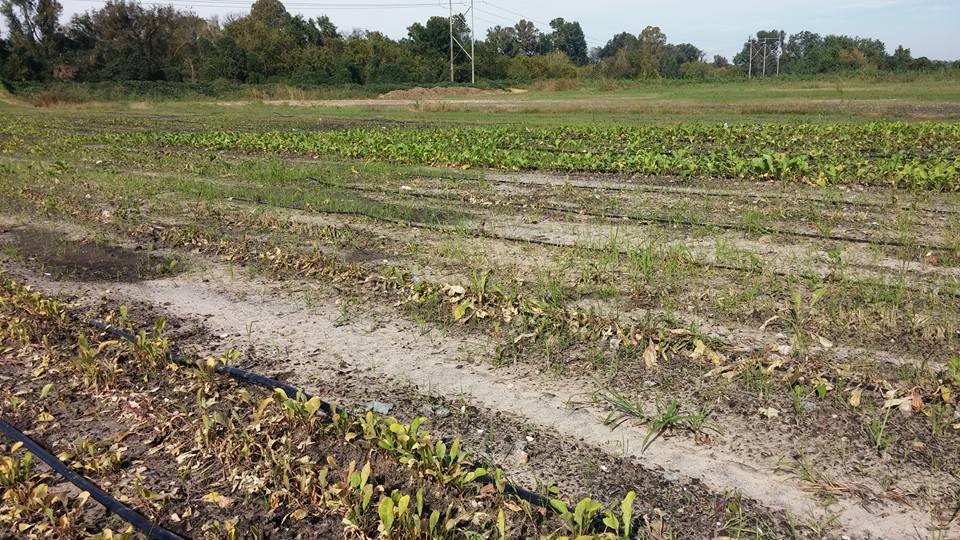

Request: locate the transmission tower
(449, 0), (476, 84)
(746, 36), (782, 78)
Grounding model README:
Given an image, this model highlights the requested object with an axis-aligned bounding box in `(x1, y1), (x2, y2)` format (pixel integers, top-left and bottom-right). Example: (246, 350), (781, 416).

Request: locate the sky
(51, 0), (960, 61)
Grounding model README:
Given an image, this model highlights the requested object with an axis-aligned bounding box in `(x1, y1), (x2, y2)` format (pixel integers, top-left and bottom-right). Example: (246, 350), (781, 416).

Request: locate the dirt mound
(378, 86), (500, 100)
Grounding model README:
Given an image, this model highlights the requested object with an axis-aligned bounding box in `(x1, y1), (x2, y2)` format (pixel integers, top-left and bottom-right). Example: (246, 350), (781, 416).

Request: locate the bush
(507, 52), (578, 81)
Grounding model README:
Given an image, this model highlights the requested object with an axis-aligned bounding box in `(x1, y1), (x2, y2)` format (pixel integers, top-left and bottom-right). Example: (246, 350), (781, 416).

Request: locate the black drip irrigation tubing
(82, 316), (339, 418)
(77, 315), (554, 511)
(303, 176), (951, 252)
(0, 419), (185, 540)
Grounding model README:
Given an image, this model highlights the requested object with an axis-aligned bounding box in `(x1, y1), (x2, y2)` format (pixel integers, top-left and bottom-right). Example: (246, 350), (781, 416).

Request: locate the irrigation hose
(0, 418), (185, 540)
(82, 317), (339, 418)
(79, 316), (553, 511)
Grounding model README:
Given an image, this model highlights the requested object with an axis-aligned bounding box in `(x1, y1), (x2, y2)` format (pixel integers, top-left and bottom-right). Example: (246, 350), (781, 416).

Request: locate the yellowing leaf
(201, 491), (233, 508)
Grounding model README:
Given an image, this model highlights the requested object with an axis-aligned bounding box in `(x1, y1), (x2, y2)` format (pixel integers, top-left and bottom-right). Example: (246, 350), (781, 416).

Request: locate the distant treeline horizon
(1, 0), (957, 86)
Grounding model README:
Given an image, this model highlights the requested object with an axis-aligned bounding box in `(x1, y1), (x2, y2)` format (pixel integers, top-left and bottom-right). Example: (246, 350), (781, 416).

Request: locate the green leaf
(304, 396), (322, 416)
(378, 497), (395, 535)
(621, 490), (636, 537)
(602, 511), (619, 532)
(452, 300), (472, 320)
(549, 498), (569, 515)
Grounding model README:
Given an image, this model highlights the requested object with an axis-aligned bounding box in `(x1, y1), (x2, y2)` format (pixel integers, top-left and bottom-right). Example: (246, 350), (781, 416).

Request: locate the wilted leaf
(883, 397), (910, 409)
(643, 342), (658, 370)
(513, 332), (535, 344)
(201, 491), (233, 508)
(848, 388), (863, 408)
(758, 407), (780, 418)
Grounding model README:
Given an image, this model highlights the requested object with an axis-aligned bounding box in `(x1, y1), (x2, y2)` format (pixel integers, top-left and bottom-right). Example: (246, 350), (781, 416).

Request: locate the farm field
(1, 83), (960, 539)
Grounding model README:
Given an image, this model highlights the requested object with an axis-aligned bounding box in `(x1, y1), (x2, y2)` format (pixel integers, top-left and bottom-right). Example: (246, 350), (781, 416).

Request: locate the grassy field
(1, 79), (959, 539)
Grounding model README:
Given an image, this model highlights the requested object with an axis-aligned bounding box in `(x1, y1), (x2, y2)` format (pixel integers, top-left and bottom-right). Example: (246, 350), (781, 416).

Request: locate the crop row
(112, 122), (960, 191)
(0, 277), (673, 539)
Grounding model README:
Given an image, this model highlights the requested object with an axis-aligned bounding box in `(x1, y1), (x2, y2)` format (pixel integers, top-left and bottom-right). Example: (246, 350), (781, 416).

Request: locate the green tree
(636, 25), (666, 78)
(485, 25), (518, 56)
(659, 42), (702, 77)
(598, 32), (637, 59)
(67, 1), (208, 81)
(545, 17), (587, 65)
(885, 45), (912, 72)
(0, 0), (64, 79)
(406, 14), (468, 58)
(196, 35), (253, 82)
(507, 50), (576, 80)
(223, 0), (302, 78)
(513, 19), (542, 56)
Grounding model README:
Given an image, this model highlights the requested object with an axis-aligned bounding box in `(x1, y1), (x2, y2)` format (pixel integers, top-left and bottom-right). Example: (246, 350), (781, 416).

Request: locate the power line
(71, 0), (466, 8)
(479, 1), (607, 46)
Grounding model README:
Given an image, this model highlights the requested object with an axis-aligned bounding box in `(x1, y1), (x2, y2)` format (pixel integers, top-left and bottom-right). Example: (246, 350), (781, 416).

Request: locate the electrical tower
(448, 0), (476, 84)
(746, 36), (782, 78)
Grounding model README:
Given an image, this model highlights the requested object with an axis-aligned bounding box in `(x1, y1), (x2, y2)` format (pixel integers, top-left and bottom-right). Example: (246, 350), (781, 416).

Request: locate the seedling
(865, 408), (897, 455)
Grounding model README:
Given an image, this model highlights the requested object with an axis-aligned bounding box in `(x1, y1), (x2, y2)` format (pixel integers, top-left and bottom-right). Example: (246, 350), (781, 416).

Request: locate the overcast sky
(53, 0), (960, 61)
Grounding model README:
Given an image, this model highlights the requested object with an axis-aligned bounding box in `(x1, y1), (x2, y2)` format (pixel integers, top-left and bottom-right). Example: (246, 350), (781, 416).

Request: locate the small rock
(366, 401), (393, 415)
(801, 401), (817, 413)
(434, 407), (450, 418)
(777, 344), (792, 356)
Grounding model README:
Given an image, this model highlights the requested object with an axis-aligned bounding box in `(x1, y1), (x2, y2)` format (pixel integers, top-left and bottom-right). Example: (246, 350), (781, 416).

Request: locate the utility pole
(748, 40), (753, 79)
(449, 0), (454, 82)
(762, 40), (767, 77)
(470, 0), (475, 84)
(448, 0), (477, 85)
(776, 37), (781, 76)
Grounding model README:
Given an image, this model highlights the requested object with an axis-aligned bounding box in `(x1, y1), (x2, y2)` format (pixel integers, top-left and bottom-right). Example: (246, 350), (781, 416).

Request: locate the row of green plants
(4, 170), (954, 421)
(0, 277), (659, 539)
(114, 122), (960, 190)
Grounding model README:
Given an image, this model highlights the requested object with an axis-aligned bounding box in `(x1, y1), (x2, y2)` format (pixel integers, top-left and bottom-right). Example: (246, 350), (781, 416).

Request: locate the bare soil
(0, 226), (182, 282)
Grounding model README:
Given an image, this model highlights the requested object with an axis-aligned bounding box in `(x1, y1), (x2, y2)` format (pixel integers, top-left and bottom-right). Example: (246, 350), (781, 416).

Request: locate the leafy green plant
(550, 497), (603, 536)
(865, 408), (897, 455)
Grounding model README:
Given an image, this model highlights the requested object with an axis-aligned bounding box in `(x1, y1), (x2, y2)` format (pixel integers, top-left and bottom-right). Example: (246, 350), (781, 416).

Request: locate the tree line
(1, 0), (956, 85)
